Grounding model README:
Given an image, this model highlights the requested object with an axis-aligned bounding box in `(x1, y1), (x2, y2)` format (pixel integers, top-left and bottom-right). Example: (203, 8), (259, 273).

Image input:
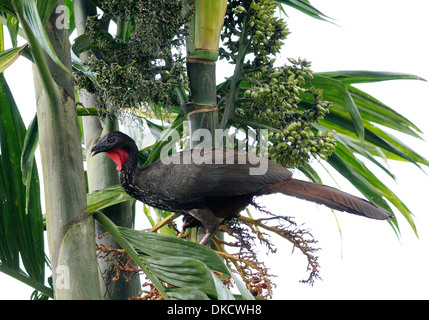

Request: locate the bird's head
(91, 131), (138, 171)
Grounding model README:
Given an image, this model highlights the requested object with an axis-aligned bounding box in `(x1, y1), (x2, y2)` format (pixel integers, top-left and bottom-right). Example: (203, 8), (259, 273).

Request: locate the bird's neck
(114, 146), (145, 200)
(107, 147), (138, 172)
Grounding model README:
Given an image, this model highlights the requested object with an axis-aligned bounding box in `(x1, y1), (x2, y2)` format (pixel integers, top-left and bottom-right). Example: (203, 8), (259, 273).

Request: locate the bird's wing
(141, 149), (292, 209)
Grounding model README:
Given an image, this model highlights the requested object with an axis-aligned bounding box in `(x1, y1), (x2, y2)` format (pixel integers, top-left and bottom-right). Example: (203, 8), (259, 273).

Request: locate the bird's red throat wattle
(107, 148), (129, 171)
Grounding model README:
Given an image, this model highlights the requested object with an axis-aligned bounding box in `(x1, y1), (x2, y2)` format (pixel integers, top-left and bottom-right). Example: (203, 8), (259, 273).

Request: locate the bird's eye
(107, 136), (114, 143)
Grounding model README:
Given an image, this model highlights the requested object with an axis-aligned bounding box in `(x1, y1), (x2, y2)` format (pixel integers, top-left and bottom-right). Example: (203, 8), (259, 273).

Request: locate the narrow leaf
(230, 272), (255, 300)
(21, 113), (38, 186)
(118, 228), (230, 275)
(321, 111), (429, 167)
(0, 264), (53, 298)
(6, 14), (19, 48)
(0, 73), (45, 283)
(117, 227), (254, 300)
(211, 272), (235, 300)
(318, 70), (426, 84)
(0, 154), (19, 269)
(145, 256), (218, 298)
(143, 114), (184, 166)
(298, 162), (323, 184)
(165, 287), (210, 300)
(311, 74), (365, 141)
(276, 0), (333, 23)
(87, 184), (133, 213)
(347, 85), (423, 136)
(63, 0), (75, 34)
(332, 131), (396, 180)
(0, 44), (28, 73)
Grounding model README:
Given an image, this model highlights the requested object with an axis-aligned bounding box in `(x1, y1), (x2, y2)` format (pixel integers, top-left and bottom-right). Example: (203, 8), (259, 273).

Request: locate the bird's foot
(199, 230), (217, 246)
(188, 207), (219, 246)
(182, 215), (201, 230)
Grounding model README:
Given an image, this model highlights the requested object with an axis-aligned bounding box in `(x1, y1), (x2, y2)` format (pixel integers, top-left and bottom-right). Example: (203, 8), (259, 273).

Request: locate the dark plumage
(91, 131), (393, 244)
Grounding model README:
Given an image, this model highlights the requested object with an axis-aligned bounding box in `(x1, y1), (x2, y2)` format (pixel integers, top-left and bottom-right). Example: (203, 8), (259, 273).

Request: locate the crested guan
(91, 131), (392, 245)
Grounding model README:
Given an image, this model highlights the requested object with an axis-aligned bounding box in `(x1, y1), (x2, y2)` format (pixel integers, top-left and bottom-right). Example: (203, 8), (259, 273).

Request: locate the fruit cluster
(243, 59), (335, 167)
(219, 0), (335, 168)
(75, 0), (191, 114)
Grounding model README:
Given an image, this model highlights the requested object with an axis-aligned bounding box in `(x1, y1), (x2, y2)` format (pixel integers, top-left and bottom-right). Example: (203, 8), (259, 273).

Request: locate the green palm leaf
(317, 70), (426, 84)
(0, 73), (45, 286)
(0, 44), (27, 73)
(309, 74), (365, 141)
(347, 85), (422, 137)
(87, 185), (253, 300)
(309, 71), (426, 235)
(275, 0), (333, 22)
(313, 72), (429, 167)
(232, 69), (425, 236)
(87, 185), (133, 213)
(92, 211), (253, 300)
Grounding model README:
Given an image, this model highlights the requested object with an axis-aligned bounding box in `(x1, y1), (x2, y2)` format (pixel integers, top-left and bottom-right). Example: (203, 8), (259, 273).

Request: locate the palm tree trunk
(185, 58), (218, 146)
(12, 0), (102, 299)
(184, 0), (227, 140)
(184, 0), (227, 244)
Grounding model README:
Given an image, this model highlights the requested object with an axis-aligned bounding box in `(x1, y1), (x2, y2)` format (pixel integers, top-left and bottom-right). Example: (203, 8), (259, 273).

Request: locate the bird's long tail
(261, 178), (393, 220)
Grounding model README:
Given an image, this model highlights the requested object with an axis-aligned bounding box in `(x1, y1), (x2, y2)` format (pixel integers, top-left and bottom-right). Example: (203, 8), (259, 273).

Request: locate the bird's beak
(90, 145), (101, 157)
(90, 140), (106, 157)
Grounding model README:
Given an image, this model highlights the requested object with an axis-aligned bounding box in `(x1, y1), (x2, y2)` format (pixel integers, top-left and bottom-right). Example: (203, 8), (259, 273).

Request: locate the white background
(1, 0), (428, 299)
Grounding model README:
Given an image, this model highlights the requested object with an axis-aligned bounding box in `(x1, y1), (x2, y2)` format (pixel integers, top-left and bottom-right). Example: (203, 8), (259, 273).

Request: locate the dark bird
(91, 131), (392, 245)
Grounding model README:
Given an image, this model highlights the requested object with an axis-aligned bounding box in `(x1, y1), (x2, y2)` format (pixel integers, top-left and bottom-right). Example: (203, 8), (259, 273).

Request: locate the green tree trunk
(12, 0), (102, 299)
(185, 0), (227, 140)
(185, 58), (219, 145)
(184, 0), (227, 245)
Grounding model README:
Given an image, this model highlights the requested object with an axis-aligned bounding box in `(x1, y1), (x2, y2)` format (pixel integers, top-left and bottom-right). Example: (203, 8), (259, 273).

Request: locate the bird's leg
(149, 213), (180, 233)
(188, 207), (219, 245)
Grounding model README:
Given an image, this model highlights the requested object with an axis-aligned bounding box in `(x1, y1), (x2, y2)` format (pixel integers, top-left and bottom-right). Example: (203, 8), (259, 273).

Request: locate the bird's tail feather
(261, 179), (393, 220)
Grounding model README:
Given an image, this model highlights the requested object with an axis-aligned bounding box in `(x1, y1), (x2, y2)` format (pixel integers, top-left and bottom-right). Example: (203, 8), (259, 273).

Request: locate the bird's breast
(119, 171), (178, 212)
